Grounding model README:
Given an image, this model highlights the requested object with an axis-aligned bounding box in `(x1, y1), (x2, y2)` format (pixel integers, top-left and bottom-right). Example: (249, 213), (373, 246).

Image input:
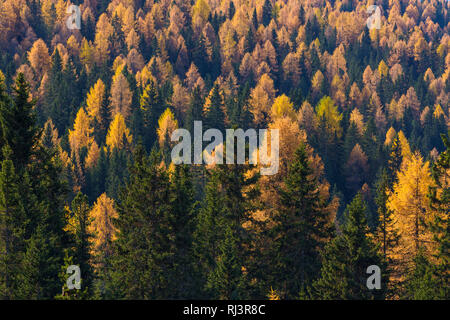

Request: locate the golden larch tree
(106, 113), (133, 151)
(387, 152), (435, 280)
(271, 94), (296, 122)
(157, 108), (178, 148)
(88, 193), (119, 262)
(86, 79), (106, 121)
(68, 107), (94, 154)
(109, 73), (132, 120)
(28, 39), (51, 79)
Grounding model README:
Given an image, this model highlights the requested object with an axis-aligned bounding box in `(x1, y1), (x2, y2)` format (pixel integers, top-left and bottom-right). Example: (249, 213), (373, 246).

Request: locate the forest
(0, 0), (448, 300)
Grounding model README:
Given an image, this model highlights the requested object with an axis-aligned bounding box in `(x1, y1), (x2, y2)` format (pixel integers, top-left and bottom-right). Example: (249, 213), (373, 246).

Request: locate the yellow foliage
(192, 0), (210, 22)
(378, 60), (389, 77)
(387, 152), (435, 277)
(315, 96), (343, 137)
(88, 193), (119, 260)
(384, 127), (396, 146)
(85, 141), (100, 169)
(271, 94), (296, 121)
(397, 130), (412, 163)
(86, 79), (106, 120)
(268, 287), (280, 300)
(109, 73), (132, 120)
(157, 108), (178, 148)
(106, 113), (133, 151)
(349, 108), (365, 135)
(433, 104), (445, 119)
(68, 107), (94, 154)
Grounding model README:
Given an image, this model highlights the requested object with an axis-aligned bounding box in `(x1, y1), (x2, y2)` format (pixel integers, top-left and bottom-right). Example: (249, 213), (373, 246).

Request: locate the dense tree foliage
(0, 0), (448, 300)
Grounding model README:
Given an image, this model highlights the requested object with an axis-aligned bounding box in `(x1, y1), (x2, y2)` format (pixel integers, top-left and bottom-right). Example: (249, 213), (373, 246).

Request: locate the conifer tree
(67, 192), (94, 296)
(44, 50), (76, 133)
(203, 84), (226, 132)
(185, 86), (204, 134)
(110, 147), (176, 299)
(193, 161), (257, 299)
(206, 225), (245, 299)
(262, 0), (273, 26)
(169, 165), (198, 297)
(0, 73), (39, 170)
(314, 194), (386, 299)
(140, 80), (164, 150)
(374, 169), (399, 260)
(0, 155), (26, 299)
(267, 145), (333, 299)
(420, 132), (450, 299)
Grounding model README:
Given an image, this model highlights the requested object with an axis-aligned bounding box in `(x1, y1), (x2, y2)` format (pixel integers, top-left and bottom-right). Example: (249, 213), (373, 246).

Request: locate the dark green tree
(314, 194), (387, 299)
(203, 84), (226, 132)
(0, 73), (39, 170)
(193, 161), (257, 299)
(109, 147), (176, 299)
(267, 145), (333, 299)
(168, 164), (198, 298)
(69, 192), (94, 296)
(0, 156), (26, 299)
(262, 0), (273, 26)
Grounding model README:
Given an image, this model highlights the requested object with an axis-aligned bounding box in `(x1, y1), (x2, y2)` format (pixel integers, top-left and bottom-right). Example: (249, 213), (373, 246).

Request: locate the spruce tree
(204, 84), (226, 132)
(0, 73), (39, 170)
(168, 164), (198, 298)
(262, 0), (272, 26)
(0, 155), (26, 299)
(314, 194), (387, 299)
(140, 80), (164, 150)
(110, 147), (176, 299)
(374, 169), (399, 258)
(193, 161), (257, 299)
(69, 192), (94, 296)
(423, 132), (450, 299)
(185, 86), (204, 134)
(267, 145), (333, 299)
(206, 226), (245, 299)
(403, 250), (446, 299)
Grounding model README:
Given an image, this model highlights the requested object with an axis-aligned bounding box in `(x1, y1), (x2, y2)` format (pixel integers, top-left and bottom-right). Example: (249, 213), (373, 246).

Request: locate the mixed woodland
(0, 0), (448, 299)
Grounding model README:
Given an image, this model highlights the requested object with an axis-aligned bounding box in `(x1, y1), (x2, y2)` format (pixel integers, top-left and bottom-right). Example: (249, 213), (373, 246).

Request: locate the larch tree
(86, 79), (106, 121)
(249, 73), (276, 127)
(106, 113), (133, 152)
(88, 193), (118, 298)
(271, 94), (296, 122)
(109, 73), (132, 121)
(387, 152), (435, 283)
(68, 107), (94, 155)
(157, 108), (178, 150)
(27, 39), (51, 80)
(315, 96), (343, 138)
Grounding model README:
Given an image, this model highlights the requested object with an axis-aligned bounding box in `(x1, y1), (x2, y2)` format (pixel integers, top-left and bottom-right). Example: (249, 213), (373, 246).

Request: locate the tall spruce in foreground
(193, 162), (258, 299)
(0, 153), (26, 299)
(0, 73), (69, 299)
(314, 194), (387, 299)
(56, 192), (93, 299)
(266, 145), (333, 299)
(110, 146), (181, 299)
(0, 73), (39, 170)
(168, 164), (198, 298)
(427, 132), (449, 299)
(374, 168), (399, 260)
